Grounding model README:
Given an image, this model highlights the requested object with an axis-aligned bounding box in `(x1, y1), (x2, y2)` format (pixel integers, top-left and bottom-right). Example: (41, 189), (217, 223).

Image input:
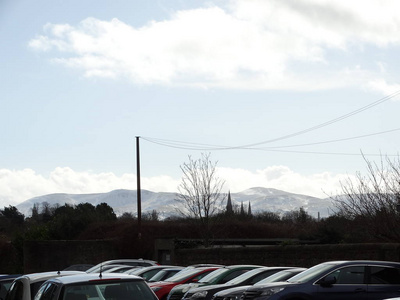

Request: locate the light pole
(136, 136), (142, 239)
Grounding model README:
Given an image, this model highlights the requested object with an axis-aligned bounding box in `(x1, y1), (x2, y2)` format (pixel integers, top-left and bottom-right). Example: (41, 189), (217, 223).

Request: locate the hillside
(16, 187), (334, 219)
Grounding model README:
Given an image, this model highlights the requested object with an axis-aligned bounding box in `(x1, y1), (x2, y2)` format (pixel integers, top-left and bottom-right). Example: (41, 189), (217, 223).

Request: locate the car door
(367, 265), (400, 299)
(316, 265), (368, 300)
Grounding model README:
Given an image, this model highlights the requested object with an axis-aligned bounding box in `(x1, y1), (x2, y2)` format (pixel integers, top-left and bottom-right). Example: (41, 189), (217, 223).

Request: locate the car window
(1, 280), (16, 300)
(248, 271), (279, 285)
(369, 266), (400, 284)
(330, 266), (365, 284)
(254, 270), (298, 285)
(165, 269), (201, 282)
(31, 281), (47, 300)
(190, 271), (214, 283)
(5, 280), (23, 300)
(288, 263), (335, 284)
(35, 283), (58, 300)
(198, 269), (227, 283)
(221, 270), (249, 284)
(141, 270), (160, 280)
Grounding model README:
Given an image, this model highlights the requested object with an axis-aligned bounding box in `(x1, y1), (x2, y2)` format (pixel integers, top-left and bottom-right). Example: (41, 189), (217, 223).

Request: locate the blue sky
(2, 0), (400, 207)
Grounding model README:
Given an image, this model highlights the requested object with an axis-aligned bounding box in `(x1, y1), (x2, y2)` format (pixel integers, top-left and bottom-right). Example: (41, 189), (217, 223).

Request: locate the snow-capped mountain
(16, 187), (334, 219)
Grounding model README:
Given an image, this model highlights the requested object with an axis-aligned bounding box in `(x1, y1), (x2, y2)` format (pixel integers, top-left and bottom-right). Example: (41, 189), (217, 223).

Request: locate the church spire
(226, 191), (233, 215)
(240, 201), (245, 216)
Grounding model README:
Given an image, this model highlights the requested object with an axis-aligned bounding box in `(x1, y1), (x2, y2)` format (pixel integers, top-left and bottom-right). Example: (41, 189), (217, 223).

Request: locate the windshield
(148, 270), (168, 282)
(254, 270), (296, 285)
(198, 268), (228, 284)
(165, 268), (204, 283)
(287, 263), (337, 284)
(224, 268), (262, 285)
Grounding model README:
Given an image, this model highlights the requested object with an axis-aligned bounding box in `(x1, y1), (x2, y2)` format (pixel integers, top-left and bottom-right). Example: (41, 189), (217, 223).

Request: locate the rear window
(62, 280), (157, 300)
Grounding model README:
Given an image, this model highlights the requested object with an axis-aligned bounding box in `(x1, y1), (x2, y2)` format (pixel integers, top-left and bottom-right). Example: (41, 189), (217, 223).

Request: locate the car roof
(47, 273), (143, 285)
(322, 260), (400, 266)
(16, 271), (85, 283)
(0, 275), (21, 280)
(224, 265), (265, 269)
(94, 259), (157, 265)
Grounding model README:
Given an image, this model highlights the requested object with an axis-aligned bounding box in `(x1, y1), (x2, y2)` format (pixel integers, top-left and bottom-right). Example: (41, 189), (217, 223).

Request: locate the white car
(86, 259), (158, 273)
(126, 265), (181, 281)
(5, 271), (84, 300)
(34, 273), (158, 300)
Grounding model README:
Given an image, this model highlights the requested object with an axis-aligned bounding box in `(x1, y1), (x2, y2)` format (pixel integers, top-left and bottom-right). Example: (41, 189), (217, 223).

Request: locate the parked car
(86, 258), (158, 273)
(211, 268), (307, 300)
(5, 271), (85, 300)
(33, 273), (157, 300)
(89, 264), (134, 274)
(182, 267), (292, 300)
(168, 265), (264, 300)
(241, 260), (400, 300)
(148, 267), (186, 282)
(104, 265), (143, 273)
(148, 266), (220, 300)
(0, 275), (20, 300)
(127, 265), (182, 281)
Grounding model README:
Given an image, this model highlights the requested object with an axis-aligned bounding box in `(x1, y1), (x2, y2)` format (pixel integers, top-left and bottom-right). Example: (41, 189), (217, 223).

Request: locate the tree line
(2, 153), (400, 250)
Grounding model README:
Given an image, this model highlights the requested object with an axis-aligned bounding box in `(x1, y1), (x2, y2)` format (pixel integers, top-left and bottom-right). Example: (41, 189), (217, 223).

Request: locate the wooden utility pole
(136, 136), (142, 239)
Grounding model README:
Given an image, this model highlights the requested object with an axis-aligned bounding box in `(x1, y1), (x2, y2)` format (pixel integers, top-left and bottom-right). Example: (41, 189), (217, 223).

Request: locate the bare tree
(176, 153), (226, 246)
(333, 154), (400, 241)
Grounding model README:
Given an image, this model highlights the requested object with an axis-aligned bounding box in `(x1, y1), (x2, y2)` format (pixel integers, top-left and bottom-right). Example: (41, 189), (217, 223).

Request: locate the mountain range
(15, 187), (335, 219)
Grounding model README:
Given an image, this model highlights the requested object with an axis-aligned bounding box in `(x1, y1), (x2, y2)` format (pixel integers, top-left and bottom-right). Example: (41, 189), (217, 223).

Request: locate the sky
(2, 0), (400, 208)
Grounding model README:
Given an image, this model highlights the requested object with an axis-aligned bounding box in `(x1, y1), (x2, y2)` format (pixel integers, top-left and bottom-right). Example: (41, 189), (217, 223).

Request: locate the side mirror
(319, 274), (336, 287)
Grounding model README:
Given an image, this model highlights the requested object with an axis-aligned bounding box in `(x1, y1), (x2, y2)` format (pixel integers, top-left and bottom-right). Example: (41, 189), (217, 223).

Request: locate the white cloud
(0, 166), (348, 208)
(28, 0), (400, 91)
(218, 165), (347, 198)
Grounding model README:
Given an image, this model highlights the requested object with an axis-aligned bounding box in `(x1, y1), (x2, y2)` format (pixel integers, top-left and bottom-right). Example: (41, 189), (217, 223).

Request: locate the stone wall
(3, 240), (400, 274)
(173, 243), (400, 267)
(23, 240), (118, 273)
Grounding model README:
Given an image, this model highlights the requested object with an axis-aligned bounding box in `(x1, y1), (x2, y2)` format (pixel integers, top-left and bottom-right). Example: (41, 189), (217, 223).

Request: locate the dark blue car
(241, 260), (400, 300)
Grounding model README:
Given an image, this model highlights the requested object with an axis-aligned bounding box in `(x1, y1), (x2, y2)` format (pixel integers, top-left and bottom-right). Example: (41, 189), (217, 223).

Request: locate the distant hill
(16, 187), (334, 219)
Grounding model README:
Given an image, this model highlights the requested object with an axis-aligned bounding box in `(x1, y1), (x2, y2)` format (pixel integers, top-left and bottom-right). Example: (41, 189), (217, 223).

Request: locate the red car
(148, 267), (220, 300)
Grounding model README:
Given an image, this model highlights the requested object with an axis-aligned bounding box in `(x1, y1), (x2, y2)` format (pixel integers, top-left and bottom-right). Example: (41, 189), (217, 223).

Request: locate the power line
(231, 89), (400, 148)
(141, 89), (400, 156)
(258, 127), (400, 149)
(142, 126), (400, 156)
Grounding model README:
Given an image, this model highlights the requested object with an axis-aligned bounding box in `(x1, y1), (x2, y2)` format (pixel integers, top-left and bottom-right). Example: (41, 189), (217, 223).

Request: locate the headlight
(182, 286), (191, 293)
(191, 291), (208, 299)
(151, 287), (163, 292)
(260, 287), (285, 296)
